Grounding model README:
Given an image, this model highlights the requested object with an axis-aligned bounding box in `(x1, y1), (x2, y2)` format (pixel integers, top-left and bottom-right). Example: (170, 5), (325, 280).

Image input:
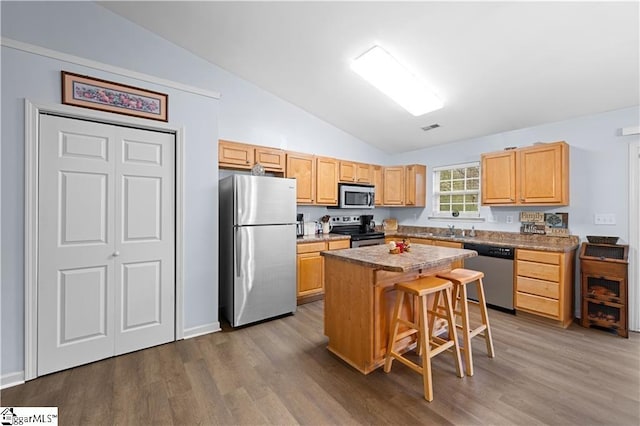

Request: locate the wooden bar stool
(436, 268), (495, 376)
(384, 276), (463, 402)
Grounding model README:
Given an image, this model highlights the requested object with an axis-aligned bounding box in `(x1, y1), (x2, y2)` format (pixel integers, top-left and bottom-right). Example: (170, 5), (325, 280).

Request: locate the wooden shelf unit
(579, 242), (629, 338)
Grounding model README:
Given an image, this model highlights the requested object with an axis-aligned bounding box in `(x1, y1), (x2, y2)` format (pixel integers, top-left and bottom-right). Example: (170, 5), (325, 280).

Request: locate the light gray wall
(0, 0), (388, 379)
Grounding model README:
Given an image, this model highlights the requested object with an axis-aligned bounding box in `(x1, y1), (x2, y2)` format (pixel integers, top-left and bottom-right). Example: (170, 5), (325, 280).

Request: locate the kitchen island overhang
(321, 244), (477, 374)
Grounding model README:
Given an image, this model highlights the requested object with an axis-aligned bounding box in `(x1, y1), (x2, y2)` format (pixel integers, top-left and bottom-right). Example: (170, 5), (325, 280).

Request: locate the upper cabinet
(482, 141), (569, 206)
(219, 139), (285, 172)
(339, 161), (371, 183)
(383, 165), (427, 207)
(286, 152), (315, 204)
(405, 164), (426, 207)
(316, 157), (339, 205)
(372, 165), (384, 205)
(481, 150), (516, 204)
(219, 139), (254, 168)
(383, 166), (405, 205)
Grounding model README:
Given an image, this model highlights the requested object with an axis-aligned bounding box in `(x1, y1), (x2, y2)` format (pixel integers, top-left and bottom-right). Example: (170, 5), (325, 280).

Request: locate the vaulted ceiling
(100, 1), (640, 153)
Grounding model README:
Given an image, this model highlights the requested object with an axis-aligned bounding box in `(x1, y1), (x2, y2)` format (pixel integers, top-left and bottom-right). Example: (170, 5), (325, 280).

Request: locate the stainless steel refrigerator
(219, 175), (297, 327)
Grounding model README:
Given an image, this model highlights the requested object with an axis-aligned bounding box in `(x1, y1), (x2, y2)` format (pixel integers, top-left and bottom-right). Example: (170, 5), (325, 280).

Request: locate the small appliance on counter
(304, 221), (317, 236)
(296, 213), (304, 237)
(360, 214), (376, 233)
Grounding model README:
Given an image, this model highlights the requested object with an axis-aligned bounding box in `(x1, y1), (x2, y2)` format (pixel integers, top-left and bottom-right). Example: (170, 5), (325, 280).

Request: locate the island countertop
(322, 243), (475, 374)
(320, 243), (477, 272)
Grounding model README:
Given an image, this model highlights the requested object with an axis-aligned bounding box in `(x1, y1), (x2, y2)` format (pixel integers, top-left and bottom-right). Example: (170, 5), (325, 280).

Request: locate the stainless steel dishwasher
(463, 242), (515, 313)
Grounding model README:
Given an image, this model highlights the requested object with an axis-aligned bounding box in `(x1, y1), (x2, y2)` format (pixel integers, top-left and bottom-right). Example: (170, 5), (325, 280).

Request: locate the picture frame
(61, 71), (168, 122)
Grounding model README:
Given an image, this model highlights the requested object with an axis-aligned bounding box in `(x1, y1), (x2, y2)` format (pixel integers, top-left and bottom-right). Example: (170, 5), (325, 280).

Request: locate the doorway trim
(629, 140), (639, 332)
(24, 99), (185, 380)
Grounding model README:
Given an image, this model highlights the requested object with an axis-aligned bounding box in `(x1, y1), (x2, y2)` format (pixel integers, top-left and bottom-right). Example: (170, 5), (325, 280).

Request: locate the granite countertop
(297, 234), (350, 244)
(321, 243), (476, 272)
(385, 226), (580, 253)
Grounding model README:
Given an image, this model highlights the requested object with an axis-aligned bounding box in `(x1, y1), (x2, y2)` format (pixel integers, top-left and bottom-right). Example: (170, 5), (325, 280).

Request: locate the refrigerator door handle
(235, 227), (242, 277)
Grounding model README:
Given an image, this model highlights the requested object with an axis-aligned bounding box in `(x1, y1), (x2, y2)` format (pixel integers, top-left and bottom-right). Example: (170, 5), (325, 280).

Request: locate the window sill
(427, 216), (486, 222)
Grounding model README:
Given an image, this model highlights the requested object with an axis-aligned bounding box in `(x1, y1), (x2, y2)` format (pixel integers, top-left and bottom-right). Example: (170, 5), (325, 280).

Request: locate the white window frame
(432, 161), (481, 218)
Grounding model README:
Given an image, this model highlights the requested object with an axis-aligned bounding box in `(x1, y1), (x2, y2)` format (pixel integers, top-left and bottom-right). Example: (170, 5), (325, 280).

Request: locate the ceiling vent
(421, 123), (440, 131)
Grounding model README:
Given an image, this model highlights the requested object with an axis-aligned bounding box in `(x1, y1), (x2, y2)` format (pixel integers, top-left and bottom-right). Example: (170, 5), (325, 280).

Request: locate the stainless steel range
(330, 215), (385, 248)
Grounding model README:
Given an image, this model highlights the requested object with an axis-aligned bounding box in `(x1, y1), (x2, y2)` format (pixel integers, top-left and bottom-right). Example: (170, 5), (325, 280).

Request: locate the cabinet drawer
(517, 276), (559, 299)
(434, 240), (463, 249)
(297, 242), (327, 254)
(328, 240), (350, 250)
(580, 260), (627, 278)
(517, 260), (560, 282)
(412, 238), (434, 245)
(516, 292), (559, 317)
(517, 249), (560, 265)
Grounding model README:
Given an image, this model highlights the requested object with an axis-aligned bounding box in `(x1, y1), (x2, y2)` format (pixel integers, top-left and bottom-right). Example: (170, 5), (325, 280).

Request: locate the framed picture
(61, 71), (168, 122)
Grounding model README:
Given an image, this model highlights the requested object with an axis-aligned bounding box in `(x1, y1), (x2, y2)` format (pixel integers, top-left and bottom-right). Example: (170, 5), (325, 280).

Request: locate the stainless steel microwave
(338, 183), (375, 209)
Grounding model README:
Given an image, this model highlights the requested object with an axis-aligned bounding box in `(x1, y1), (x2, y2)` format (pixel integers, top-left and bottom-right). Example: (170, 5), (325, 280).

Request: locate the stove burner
(330, 225), (384, 241)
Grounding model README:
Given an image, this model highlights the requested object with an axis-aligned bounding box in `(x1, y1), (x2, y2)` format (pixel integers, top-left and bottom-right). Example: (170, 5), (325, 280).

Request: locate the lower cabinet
(515, 248), (575, 327)
(297, 239), (350, 304)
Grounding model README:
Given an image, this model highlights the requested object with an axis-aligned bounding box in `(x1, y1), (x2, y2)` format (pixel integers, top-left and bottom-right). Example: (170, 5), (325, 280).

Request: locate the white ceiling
(99, 1), (639, 154)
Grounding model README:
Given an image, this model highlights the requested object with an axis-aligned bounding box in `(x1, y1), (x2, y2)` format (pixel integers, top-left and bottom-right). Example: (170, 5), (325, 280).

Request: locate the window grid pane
(434, 164), (480, 216)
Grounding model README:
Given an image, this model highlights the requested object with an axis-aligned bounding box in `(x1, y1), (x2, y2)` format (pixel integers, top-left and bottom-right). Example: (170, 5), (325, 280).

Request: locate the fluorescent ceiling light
(351, 46), (443, 116)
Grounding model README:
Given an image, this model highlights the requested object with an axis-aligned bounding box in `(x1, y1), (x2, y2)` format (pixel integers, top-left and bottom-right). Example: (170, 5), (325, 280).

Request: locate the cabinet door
(339, 161), (356, 182)
(481, 151), (516, 204)
(383, 166), (405, 205)
(316, 157), (339, 205)
(356, 163), (372, 184)
(286, 152), (315, 204)
(219, 140), (254, 169)
(519, 143), (568, 204)
(372, 165), (384, 205)
(255, 147), (285, 171)
(297, 252), (324, 297)
(405, 164), (426, 207)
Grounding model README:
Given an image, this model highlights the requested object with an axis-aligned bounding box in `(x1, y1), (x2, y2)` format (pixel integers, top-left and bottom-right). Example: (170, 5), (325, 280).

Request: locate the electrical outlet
(506, 215), (514, 224)
(594, 213), (616, 225)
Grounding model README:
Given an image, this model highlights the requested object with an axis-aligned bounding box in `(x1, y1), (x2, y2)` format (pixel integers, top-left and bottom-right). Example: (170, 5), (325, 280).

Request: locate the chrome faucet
(447, 225), (455, 236)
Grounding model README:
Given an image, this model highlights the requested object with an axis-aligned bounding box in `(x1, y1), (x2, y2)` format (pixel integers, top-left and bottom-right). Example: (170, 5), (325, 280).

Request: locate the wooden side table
(579, 243), (629, 337)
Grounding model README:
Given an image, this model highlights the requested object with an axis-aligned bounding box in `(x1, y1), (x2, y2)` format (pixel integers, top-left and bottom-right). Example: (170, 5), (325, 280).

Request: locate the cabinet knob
(113, 251), (120, 257)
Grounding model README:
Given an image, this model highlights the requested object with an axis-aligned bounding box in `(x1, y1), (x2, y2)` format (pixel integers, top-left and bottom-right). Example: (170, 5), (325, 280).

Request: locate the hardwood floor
(2, 301), (639, 425)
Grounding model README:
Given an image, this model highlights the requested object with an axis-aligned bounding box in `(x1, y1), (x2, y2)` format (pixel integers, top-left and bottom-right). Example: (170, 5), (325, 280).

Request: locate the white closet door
(114, 126), (175, 355)
(37, 115), (175, 376)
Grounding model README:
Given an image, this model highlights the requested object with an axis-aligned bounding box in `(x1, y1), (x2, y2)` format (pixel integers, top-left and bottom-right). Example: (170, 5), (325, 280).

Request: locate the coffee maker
(360, 214), (375, 233)
(296, 213), (304, 237)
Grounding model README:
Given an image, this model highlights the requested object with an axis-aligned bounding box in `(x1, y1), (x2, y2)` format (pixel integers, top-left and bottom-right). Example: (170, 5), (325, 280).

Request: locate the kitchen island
(321, 244), (476, 374)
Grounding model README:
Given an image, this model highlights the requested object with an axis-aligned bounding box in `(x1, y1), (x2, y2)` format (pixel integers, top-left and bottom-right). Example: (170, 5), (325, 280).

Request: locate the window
(433, 162), (480, 217)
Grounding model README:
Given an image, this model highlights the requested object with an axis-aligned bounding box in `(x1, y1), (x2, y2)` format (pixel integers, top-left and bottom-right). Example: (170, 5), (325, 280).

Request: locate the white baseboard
(1, 371), (25, 389)
(183, 322), (221, 339)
